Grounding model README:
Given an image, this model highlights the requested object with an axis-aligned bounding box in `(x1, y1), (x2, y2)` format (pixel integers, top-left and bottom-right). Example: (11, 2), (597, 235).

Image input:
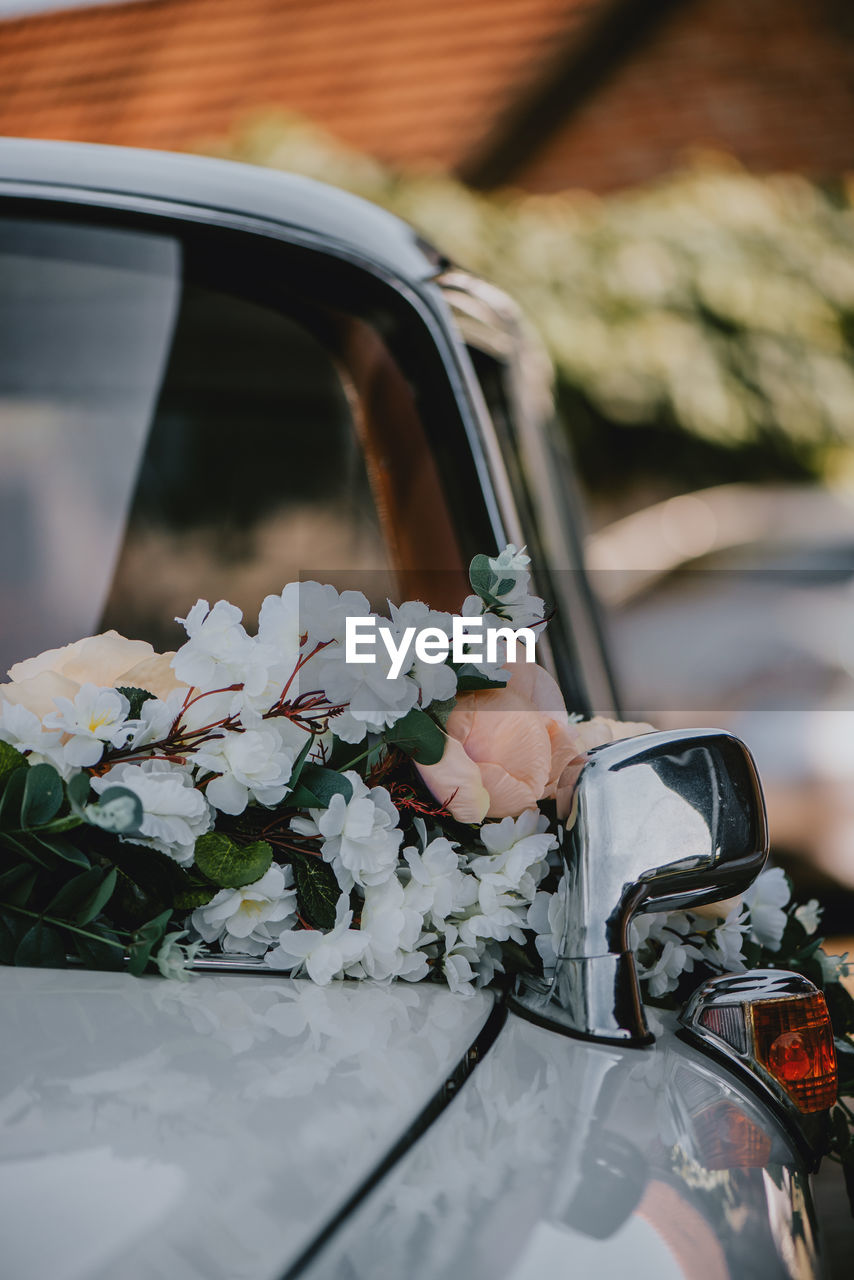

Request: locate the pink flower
(415, 664), (583, 822)
(554, 716), (654, 820)
(2, 631), (186, 720)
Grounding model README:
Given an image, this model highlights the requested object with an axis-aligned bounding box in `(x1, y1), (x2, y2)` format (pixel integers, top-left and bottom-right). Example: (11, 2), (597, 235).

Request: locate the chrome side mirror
(511, 728), (768, 1044)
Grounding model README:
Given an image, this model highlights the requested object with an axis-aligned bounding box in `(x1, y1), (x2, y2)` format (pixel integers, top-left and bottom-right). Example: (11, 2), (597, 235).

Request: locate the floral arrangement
(4, 544), (854, 1193)
(0, 545), (851, 1021)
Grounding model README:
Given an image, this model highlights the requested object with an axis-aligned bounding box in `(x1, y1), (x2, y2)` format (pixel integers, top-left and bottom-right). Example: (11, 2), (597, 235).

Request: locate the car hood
(0, 967), (493, 1280)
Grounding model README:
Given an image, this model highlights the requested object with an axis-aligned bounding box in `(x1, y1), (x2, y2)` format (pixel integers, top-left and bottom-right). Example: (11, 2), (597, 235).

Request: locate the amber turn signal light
(750, 993), (837, 1113)
(681, 971), (837, 1117)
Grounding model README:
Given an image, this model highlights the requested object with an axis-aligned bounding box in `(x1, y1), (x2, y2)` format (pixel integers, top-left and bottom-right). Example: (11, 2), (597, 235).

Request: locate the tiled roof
(0, 0), (596, 169)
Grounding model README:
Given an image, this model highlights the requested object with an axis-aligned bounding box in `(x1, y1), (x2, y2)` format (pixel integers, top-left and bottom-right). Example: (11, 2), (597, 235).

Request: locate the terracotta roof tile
(0, 0), (593, 166)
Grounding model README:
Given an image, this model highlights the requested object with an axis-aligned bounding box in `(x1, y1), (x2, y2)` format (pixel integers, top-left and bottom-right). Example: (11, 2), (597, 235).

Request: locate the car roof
(0, 137), (441, 283)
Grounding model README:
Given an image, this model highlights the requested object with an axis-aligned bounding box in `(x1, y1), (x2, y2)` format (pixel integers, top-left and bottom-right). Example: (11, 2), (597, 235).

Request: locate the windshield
(0, 213), (479, 671)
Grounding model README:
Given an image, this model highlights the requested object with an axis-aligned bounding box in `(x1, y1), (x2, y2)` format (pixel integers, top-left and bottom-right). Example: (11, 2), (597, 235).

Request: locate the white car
(0, 139), (838, 1280)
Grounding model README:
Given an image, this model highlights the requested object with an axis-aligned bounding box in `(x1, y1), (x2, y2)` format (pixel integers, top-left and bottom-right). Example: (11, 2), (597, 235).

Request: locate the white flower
(743, 866), (791, 952)
(265, 896), (368, 984)
(478, 543), (547, 629)
(385, 601), (458, 707)
(794, 899), (822, 936)
(489, 544), (531, 576)
(192, 724), (297, 814)
(817, 949), (851, 984)
(632, 911), (704, 997)
(92, 760), (213, 865)
(707, 903), (749, 971)
(527, 876), (569, 972)
(292, 772), (403, 891)
(191, 864), (297, 957)
(155, 930), (202, 980)
(471, 810), (556, 900)
(120, 688), (185, 749)
(643, 937), (704, 998)
(0, 699), (69, 773)
(295, 581), (372, 646)
(449, 878), (528, 951)
(402, 837), (478, 927)
(443, 945), (478, 995)
(173, 599), (276, 701)
(309, 633), (419, 744)
(350, 877), (432, 983)
(42, 684), (130, 767)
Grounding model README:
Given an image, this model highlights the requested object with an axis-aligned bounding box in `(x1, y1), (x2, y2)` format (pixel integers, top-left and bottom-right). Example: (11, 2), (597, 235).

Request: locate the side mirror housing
(511, 728), (768, 1044)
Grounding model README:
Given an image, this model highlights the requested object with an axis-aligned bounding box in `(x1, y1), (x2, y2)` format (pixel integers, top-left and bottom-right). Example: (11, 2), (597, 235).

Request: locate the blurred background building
(3, 0), (854, 915)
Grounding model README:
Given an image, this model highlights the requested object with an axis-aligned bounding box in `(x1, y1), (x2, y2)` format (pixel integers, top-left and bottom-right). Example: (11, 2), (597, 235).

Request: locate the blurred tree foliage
(201, 115), (854, 503)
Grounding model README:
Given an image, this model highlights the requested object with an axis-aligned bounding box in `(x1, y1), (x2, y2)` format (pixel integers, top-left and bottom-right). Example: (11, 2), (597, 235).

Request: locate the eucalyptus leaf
(82, 786), (144, 836)
(468, 554), (495, 599)
(0, 863), (37, 907)
(0, 766), (26, 825)
(194, 832), (273, 889)
(21, 763), (64, 828)
(67, 772), (91, 810)
(32, 835), (90, 868)
(127, 908), (172, 977)
(46, 867), (117, 926)
(0, 911), (21, 963)
(15, 921), (67, 968)
(73, 925), (124, 972)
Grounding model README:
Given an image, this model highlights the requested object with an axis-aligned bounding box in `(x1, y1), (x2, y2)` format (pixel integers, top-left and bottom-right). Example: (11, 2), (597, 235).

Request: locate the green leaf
(384, 706), (446, 765)
(45, 866), (117, 926)
(82, 786), (144, 836)
(0, 741), (26, 789)
(0, 863), (37, 907)
(0, 766), (26, 825)
(15, 921), (67, 968)
(0, 911), (23, 963)
(429, 697), (456, 729)
(115, 686), (156, 719)
(67, 772), (91, 810)
(287, 734), (315, 790)
(21, 763), (64, 828)
(32, 835), (90, 868)
(290, 851), (339, 929)
(106, 843), (191, 925)
(127, 908), (172, 977)
(495, 576), (516, 596)
(194, 832), (273, 889)
(73, 925), (124, 972)
(174, 875), (218, 911)
(296, 764), (353, 807)
(455, 666), (507, 692)
(469, 553), (495, 600)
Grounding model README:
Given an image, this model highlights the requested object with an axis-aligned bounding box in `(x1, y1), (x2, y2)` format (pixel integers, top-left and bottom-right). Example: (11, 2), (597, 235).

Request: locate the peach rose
(1, 631), (185, 720)
(415, 664), (583, 823)
(555, 715), (655, 821)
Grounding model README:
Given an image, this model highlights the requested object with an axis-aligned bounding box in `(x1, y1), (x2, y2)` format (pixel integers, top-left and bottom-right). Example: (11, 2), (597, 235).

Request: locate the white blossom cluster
(0, 550), (560, 988)
(187, 805), (557, 993)
(0, 560), (543, 846)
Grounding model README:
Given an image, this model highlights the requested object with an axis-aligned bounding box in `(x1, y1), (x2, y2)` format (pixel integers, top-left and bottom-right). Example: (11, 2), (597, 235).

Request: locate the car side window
(0, 213), (472, 671)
